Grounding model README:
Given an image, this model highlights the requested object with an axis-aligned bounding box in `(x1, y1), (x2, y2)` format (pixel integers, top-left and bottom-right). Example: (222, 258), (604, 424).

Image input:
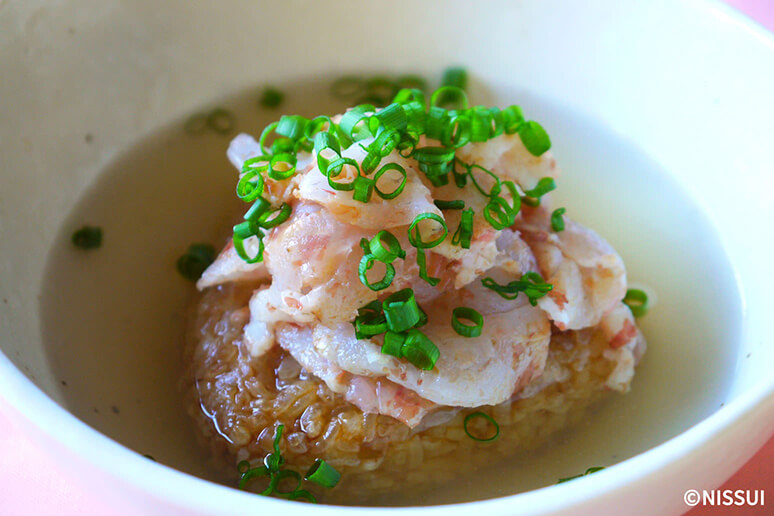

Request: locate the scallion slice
(260, 87), (284, 108)
(368, 230), (406, 263)
(416, 248), (441, 287)
(305, 459), (341, 489)
(381, 331), (406, 357)
(623, 288), (649, 317)
(451, 208), (474, 249)
(72, 226), (102, 250)
(463, 412), (500, 442)
(434, 199), (465, 210)
(257, 203), (292, 228)
(518, 120), (551, 156)
(522, 177), (557, 207)
(383, 288), (422, 332)
(481, 272), (552, 306)
(176, 243), (216, 281)
(408, 213), (448, 249)
(358, 254), (396, 291)
(551, 207), (566, 232)
(401, 329), (440, 370)
(451, 307), (484, 337)
(373, 162), (407, 200)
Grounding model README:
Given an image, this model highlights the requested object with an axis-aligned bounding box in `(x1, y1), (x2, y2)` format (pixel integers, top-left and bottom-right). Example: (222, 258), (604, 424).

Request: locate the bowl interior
(1, 0), (772, 511)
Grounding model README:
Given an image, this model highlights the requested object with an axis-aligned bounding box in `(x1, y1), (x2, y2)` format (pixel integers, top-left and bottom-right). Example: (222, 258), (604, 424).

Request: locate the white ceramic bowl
(1, 1), (773, 514)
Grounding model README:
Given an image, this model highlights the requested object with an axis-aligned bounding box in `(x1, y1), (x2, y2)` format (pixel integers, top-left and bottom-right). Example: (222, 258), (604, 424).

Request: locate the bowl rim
(2, 0), (774, 513)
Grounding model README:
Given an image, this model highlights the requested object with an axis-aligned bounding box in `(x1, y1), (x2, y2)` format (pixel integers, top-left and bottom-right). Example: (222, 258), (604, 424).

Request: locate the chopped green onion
(257, 203), (292, 228)
(260, 87), (284, 108)
(276, 115), (309, 141)
(434, 199), (465, 210)
(502, 105), (525, 134)
(326, 157), (360, 191)
(431, 86), (469, 110)
(441, 66), (468, 90)
(305, 459), (341, 489)
(408, 213), (448, 249)
(331, 76), (365, 98)
(558, 466), (605, 484)
(434, 67), (468, 107)
(401, 329), (440, 370)
(304, 115), (332, 142)
(451, 208), (474, 249)
(352, 176), (374, 202)
(72, 226), (102, 250)
(467, 164), (501, 198)
(522, 177), (557, 206)
(232, 221), (264, 264)
(373, 163), (407, 200)
(501, 180), (522, 218)
(258, 121), (280, 154)
(368, 230), (406, 263)
(383, 288), (422, 332)
(551, 207), (566, 232)
(355, 313), (388, 339)
(381, 331), (406, 357)
(518, 120), (551, 156)
(238, 462), (272, 491)
(416, 248), (440, 286)
(483, 196), (514, 230)
(452, 307), (484, 337)
(206, 108), (235, 134)
(340, 104), (376, 141)
(314, 131), (342, 176)
(268, 153), (297, 180)
(623, 288), (649, 317)
(243, 197), (271, 222)
(358, 254), (396, 291)
(442, 112), (472, 148)
(237, 158), (268, 201)
(176, 243), (215, 281)
(452, 158), (469, 188)
(289, 490), (317, 503)
(463, 412), (500, 442)
(481, 272), (553, 306)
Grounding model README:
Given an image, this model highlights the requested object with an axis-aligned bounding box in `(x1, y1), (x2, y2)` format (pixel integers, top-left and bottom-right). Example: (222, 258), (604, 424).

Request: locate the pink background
(1, 1), (772, 514)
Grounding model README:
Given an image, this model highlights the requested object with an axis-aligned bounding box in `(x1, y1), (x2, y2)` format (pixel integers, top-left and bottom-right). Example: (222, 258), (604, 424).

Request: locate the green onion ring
(483, 196), (514, 230)
(518, 120), (552, 156)
(451, 307), (484, 337)
(416, 248), (441, 286)
(400, 329), (440, 370)
(373, 163), (407, 199)
(431, 86), (469, 110)
(381, 331), (406, 357)
(434, 199), (465, 210)
(408, 213), (448, 249)
(463, 412), (500, 442)
(305, 459), (341, 489)
(623, 288), (649, 317)
(326, 157), (360, 192)
(468, 164), (502, 198)
(382, 288), (422, 332)
(257, 203), (291, 228)
(369, 230), (406, 263)
(451, 208), (474, 249)
(359, 254), (395, 291)
(258, 121), (280, 154)
(268, 153), (297, 180)
(551, 207), (566, 232)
